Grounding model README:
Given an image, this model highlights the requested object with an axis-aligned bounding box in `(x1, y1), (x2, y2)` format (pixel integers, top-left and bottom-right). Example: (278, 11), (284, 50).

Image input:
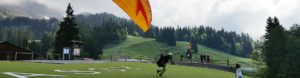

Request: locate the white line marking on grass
(3, 72), (64, 78)
(120, 70), (126, 72)
(135, 68), (141, 70)
(54, 70), (101, 74)
(88, 68), (110, 72)
(88, 66), (136, 72)
(52, 66), (140, 75)
(121, 66), (131, 69)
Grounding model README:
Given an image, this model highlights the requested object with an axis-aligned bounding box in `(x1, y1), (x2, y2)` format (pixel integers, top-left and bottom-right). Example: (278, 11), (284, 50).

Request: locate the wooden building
(0, 41), (33, 60)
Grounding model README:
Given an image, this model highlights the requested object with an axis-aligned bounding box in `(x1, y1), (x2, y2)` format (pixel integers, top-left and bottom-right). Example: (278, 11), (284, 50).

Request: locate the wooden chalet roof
(0, 41), (31, 52)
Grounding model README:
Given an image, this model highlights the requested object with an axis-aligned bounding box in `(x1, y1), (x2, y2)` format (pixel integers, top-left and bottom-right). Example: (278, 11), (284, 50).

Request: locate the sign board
(63, 47), (70, 54)
(73, 48), (80, 56)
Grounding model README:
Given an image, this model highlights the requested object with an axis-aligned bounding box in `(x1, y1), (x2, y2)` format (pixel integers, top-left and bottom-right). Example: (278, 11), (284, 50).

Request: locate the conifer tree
(54, 3), (80, 59)
(263, 17), (287, 78)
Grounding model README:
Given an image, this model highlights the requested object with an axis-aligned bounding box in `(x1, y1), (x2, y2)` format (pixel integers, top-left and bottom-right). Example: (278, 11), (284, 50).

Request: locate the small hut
(0, 41), (33, 60)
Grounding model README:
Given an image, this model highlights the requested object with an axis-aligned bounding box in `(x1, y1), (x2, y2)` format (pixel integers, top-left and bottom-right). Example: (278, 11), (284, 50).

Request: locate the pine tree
(191, 38), (198, 53)
(41, 32), (54, 54)
(54, 3), (80, 60)
(263, 17), (287, 78)
(279, 24), (300, 77)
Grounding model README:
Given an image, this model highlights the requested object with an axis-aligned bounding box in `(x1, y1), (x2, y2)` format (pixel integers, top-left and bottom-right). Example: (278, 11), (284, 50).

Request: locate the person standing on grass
(200, 54), (204, 63)
(203, 54), (207, 63)
(156, 52), (173, 76)
(186, 48), (192, 60)
(180, 55), (184, 61)
(207, 55), (210, 63)
(236, 64), (243, 78)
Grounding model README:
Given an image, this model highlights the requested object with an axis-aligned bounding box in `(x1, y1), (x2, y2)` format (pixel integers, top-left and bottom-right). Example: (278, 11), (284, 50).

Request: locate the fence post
(31, 52), (34, 60)
(58, 54), (61, 60)
(190, 56), (193, 64)
(125, 56), (127, 62)
(46, 54), (48, 60)
(110, 55), (113, 61)
(140, 56), (142, 62)
(227, 57), (230, 67)
(14, 52), (18, 61)
(180, 55), (183, 61)
(62, 54), (65, 60)
(68, 54), (71, 60)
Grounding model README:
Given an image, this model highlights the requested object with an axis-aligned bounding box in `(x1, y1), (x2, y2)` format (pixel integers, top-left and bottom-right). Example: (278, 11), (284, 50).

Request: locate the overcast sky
(2, 0), (300, 39)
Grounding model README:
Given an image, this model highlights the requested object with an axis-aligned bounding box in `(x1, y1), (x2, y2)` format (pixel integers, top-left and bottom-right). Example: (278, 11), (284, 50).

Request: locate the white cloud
(148, 0), (300, 39)
(35, 0), (128, 18)
(2, 0), (300, 39)
(150, 0), (218, 26)
(0, 0), (22, 5)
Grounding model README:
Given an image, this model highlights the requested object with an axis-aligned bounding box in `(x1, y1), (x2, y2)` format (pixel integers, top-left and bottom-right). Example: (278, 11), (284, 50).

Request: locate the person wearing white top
(236, 64), (243, 78)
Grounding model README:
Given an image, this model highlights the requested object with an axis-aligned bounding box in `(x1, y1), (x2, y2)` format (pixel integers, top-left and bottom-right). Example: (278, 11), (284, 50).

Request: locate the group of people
(155, 51), (243, 78)
(200, 54), (210, 63)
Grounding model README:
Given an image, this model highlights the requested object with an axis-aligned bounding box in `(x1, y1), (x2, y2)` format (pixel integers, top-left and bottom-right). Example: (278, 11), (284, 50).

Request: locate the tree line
(79, 19), (127, 59)
(259, 17), (300, 78)
(141, 25), (253, 57)
(0, 17), (58, 38)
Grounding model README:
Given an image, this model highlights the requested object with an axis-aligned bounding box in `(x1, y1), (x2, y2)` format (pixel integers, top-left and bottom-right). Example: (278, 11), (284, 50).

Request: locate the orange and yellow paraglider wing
(113, 0), (152, 32)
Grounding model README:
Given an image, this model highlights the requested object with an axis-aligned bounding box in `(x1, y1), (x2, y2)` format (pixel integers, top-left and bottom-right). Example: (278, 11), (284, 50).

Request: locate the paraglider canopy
(113, 0), (152, 32)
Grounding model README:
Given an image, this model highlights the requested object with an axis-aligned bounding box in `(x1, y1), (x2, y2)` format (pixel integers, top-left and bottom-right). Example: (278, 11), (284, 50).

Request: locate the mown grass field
(0, 61), (250, 78)
(0, 36), (254, 78)
(104, 36), (253, 67)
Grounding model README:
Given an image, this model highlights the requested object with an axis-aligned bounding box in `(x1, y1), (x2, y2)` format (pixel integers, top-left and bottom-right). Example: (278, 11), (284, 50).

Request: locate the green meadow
(0, 61), (250, 78)
(104, 36), (253, 67)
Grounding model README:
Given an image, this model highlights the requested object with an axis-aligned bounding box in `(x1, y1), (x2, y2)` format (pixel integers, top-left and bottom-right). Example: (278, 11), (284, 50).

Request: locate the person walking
(236, 64), (243, 78)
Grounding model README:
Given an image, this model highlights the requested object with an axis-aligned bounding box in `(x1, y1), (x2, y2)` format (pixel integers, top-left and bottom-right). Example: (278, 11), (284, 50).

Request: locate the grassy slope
(0, 61), (250, 78)
(104, 35), (253, 67)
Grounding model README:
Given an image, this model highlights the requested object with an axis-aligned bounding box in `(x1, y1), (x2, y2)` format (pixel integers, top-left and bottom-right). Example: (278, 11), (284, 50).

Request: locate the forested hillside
(0, 12), (253, 58)
(145, 26), (253, 57)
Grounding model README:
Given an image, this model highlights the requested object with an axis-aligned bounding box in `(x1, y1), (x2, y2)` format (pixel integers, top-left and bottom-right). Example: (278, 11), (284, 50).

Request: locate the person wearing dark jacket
(156, 52), (173, 76)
